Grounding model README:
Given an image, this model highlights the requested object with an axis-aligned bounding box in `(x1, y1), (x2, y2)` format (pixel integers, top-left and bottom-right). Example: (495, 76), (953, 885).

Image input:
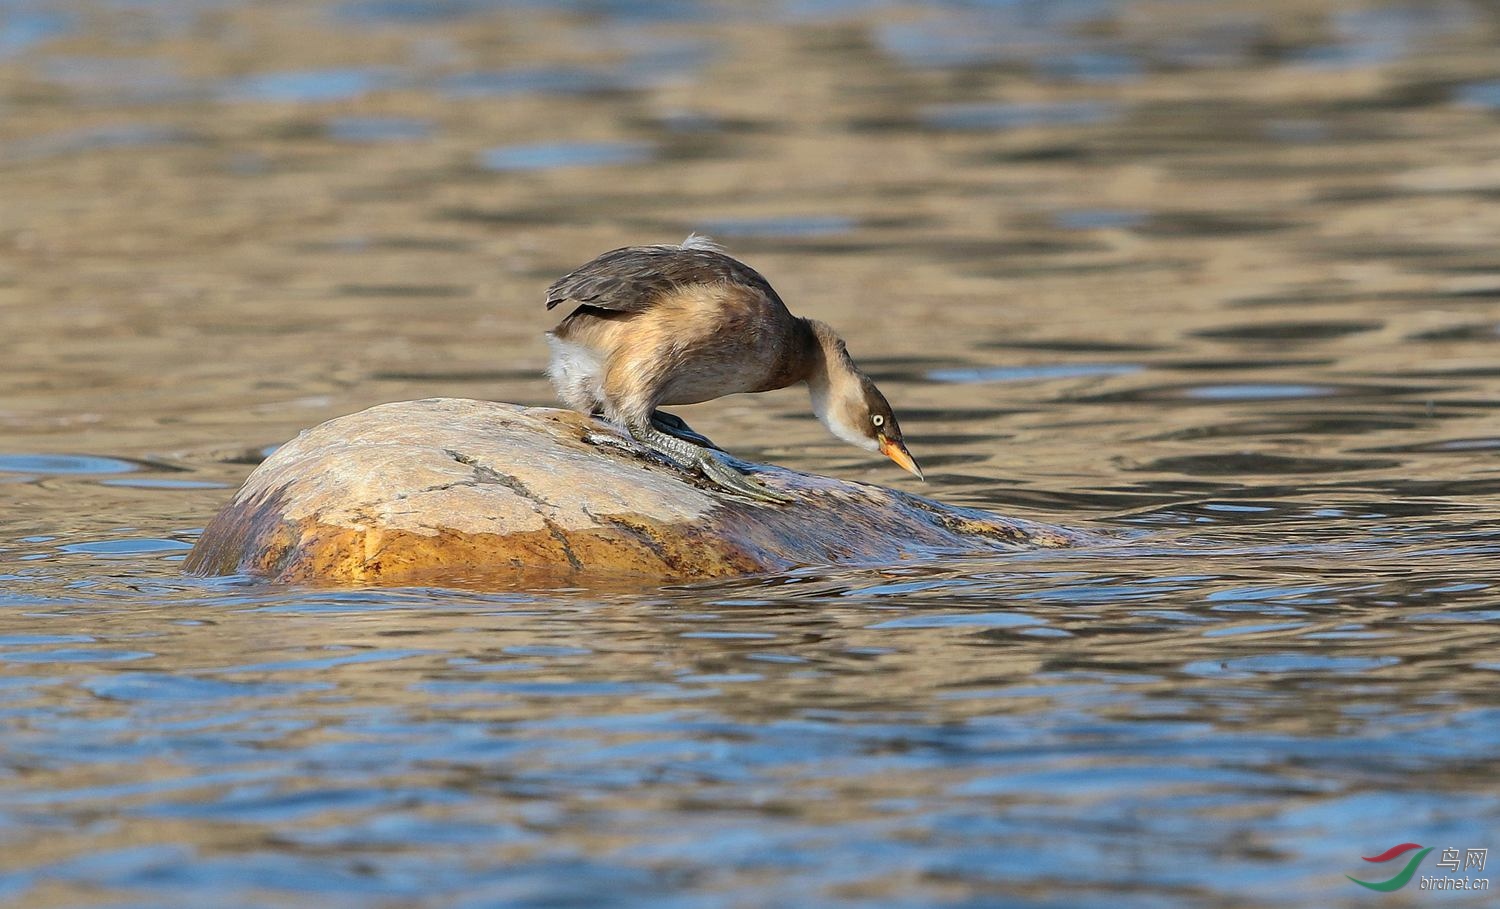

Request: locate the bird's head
(806, 324), (923, 480)
(853, 381), (923, 480)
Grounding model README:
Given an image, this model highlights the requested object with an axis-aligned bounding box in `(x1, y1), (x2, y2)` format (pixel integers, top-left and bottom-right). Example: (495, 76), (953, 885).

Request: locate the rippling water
(3, 0), (1499, 906)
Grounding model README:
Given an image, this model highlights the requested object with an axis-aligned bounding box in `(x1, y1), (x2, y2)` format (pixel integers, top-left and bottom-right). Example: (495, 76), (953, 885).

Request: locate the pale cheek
(807, 382), (883, 452)
(842, 425), (882, 452)
(823, 414), (880, 451)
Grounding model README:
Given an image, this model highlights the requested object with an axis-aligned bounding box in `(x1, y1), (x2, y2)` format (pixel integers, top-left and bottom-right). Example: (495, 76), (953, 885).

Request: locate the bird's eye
(872, 414), (885, 427)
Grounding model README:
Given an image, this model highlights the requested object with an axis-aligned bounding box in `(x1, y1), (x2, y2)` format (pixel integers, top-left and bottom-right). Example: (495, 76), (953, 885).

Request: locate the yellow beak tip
(880, 439), (924, 480)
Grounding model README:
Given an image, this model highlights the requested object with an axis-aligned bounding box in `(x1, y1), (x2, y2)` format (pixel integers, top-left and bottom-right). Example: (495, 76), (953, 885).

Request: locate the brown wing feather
(545, 244), (786, 313)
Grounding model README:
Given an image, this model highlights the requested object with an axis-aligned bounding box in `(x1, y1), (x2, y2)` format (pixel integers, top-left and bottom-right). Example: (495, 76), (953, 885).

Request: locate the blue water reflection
(479, 141), (654, 171)
(0, 454), (138, 474)
(58, 539), (193, 556)
(699, 215), (856, 238)
(0, 8), (71, 59)
(220, 68), (392, 103)
(1053, 209), (1148, 230)
(1456, 79), (1500, 109)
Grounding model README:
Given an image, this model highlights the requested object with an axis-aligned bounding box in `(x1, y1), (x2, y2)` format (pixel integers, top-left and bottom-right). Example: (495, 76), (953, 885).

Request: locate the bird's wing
(544, 245), (782, 312)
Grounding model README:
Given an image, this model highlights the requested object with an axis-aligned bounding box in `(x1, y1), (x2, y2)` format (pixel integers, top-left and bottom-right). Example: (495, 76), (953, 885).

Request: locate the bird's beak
(879, 435), (924, 480)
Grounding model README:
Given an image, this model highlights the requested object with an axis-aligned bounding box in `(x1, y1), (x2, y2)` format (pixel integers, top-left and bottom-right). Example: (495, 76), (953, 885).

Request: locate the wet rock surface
(186, 398), (1088, 585)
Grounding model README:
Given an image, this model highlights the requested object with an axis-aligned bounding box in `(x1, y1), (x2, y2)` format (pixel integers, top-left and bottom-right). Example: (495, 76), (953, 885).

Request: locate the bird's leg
(650, 409), (723, 451)
(582, 410), (669, 462)
(627, 420), (791, 505)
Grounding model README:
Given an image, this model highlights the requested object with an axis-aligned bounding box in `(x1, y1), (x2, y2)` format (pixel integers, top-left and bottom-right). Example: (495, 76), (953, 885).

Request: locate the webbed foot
(629, 421), (791, 505)
(695, 451), (794, 504)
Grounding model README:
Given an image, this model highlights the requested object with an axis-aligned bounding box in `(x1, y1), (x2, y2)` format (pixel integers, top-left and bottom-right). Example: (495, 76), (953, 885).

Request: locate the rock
(186, 398), (1090, 586)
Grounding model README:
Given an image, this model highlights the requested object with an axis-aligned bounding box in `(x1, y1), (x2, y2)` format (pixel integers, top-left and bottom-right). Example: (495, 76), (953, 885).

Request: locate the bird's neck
(800, 319), (873, 449)
(796, 317), (842, 385)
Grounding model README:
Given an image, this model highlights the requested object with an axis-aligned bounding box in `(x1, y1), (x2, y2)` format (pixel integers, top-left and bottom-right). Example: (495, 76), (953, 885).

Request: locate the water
(479, 140), (657, 171)
(3, 0), (1499, 906)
